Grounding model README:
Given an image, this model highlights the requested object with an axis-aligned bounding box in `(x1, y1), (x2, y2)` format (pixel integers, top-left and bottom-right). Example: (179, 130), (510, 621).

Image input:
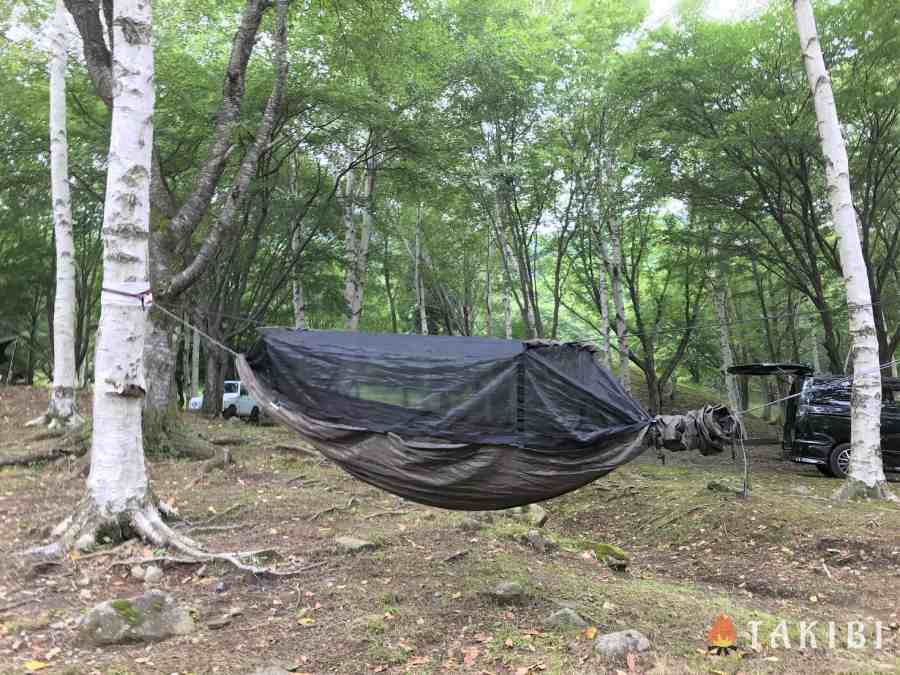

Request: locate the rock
(526, 504), (548, 527)
(245, 667), (292, 675)
(523, 530), (557, 553)
(77, 576), (91, 587)
(78, 589), (93, 601)
(130, 566), (145, 581)
(484, 581), (526, 604)
(227, 416), (243, 425)
(791, 485), (811, 495)
(143, 565), (163, 585)
(544, 608), (588, 630)
(604, 556), (628, 572)
(707, 479), (742, 494)
(74, 534), (96, 552)
(334, 536), (376, 553)
(214, 581), (227, 593)
(457, 517), (483, 532)
(79, 590), (196, 646)
(593, 629), (651, 658)
(207, 615), (232, 630)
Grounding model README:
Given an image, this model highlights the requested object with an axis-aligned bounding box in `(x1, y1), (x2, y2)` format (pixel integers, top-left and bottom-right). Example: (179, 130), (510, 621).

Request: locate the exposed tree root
(273, 443), (319, 458)
(833, 479), (898, 502)
(147, 423), (236, 479)
(0, 425), (88, 468)
(30, 497), (311, 578)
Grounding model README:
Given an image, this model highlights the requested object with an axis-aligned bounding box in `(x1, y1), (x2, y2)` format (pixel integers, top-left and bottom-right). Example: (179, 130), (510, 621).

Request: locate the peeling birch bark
(32, 0), (83, 430)
(793, 0), (893, 500)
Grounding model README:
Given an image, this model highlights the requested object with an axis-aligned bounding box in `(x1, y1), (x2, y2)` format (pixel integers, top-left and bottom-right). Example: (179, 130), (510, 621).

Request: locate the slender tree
(793, 0), (893, 500)
(29, 0), (82, 430)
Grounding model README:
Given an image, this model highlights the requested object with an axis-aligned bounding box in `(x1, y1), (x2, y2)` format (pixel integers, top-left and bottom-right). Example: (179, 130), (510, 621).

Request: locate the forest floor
(0, 385), (899, 675)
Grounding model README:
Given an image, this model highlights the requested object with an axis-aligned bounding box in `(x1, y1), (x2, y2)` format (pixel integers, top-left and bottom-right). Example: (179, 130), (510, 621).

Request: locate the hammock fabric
(239, 328), (730, 510)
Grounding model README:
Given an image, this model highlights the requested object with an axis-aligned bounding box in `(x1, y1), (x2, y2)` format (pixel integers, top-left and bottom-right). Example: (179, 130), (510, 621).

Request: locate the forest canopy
(2, 0), (899, 415)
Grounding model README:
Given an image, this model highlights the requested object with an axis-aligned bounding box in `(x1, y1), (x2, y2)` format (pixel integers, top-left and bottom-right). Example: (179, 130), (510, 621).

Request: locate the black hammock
(238, 328), (736, 510)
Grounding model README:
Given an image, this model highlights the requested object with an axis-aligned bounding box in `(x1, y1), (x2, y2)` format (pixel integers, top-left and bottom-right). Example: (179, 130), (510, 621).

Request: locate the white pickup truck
(188, 380), (260, 422)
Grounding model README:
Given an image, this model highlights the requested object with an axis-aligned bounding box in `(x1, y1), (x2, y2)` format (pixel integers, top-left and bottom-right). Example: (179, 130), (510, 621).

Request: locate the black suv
(729, 363), (900, 478)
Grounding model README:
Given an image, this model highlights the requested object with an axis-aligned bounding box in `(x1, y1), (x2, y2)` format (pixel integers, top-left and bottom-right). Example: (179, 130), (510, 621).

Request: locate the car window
(240, 386), (248, 397)
(223, 382), (239, 394)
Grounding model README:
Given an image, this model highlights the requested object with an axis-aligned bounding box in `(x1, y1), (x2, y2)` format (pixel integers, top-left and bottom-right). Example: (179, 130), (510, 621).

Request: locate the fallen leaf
(408, 656), (430, 666)
(44, 647), (61, 660)
(24, 662), (50, 672)
(297, 617), (315, 626)
(626, 652), (637, 672)
(582, 626), (598, 640)
(463, 647), (480, 666)
(504, 638), (514, 648)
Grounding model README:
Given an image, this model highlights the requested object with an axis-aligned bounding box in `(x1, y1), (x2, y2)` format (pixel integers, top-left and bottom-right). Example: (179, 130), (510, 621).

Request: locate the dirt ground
(0, 385), (899, 674)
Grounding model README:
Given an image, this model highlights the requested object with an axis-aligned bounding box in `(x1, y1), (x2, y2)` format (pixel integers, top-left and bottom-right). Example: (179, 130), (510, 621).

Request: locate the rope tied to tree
(152, 302), (240, 359)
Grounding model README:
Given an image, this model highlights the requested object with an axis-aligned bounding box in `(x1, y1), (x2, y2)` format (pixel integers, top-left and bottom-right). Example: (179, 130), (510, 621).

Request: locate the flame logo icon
(707, 613), (737, 649)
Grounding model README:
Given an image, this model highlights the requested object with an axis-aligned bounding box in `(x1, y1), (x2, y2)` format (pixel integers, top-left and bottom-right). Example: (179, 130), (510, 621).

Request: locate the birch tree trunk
(414, 204), (428, 335)
(504, 285), (513, 339)
(292, 224), (306, 329)
(190, 325), (200, 398)
(607, 214), (630, 392)
(485, 229), (493, 336)
(794, 0), (892, 500)
(35, 0), (82, 429)
(807, 302), (822, 373)
(41, 0), (157, 552)
(712, 270), (744, 434)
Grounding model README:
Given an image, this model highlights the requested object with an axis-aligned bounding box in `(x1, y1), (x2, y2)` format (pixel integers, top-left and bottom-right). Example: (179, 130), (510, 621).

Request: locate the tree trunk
(713, 270), (743, 433)
(292, 225), (306, 330)
(414, 204), (428, 335)
(607, 214), (630, 392)
(190, 325), (200, 398)
(504, 284), (512, 339)
(596, 234), (611, 368)
(794, 0), (891, 500)
(485, 229), (493, 336)
(382, 233), (398, 333)
(48, 0), (156, 552)
(41, 0), (81, 429)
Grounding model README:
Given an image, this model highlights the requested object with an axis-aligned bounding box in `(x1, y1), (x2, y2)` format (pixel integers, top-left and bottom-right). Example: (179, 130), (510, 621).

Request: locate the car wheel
(249, 407), (260, 424)
(816, 464), (835, 477)
(223, 405), (237, 420)
(827, 443), (852, 479)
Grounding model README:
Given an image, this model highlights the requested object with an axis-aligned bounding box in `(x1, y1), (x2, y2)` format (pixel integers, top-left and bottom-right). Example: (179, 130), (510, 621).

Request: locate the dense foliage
(2, 0), (898, 412)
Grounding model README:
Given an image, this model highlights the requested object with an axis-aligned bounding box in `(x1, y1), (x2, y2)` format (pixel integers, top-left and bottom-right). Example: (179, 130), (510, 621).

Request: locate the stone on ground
(335, 535), (376, 553)
(457, 516), (483, 532)
(484, 581), (527, 604)
(543, 607), (588, 629)
(523, 529), (557, 553)
(143, 565), (163, 585)
(526, 503), (548, 527)
(593, 629), (650, 657)
(79, 590), (195, 646)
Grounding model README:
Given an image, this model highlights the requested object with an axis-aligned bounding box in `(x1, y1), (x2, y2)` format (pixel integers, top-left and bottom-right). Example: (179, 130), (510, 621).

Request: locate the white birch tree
(41, 1), (306, 568)
(29, 0), (82, 430)
(793, 0), (894, 500)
